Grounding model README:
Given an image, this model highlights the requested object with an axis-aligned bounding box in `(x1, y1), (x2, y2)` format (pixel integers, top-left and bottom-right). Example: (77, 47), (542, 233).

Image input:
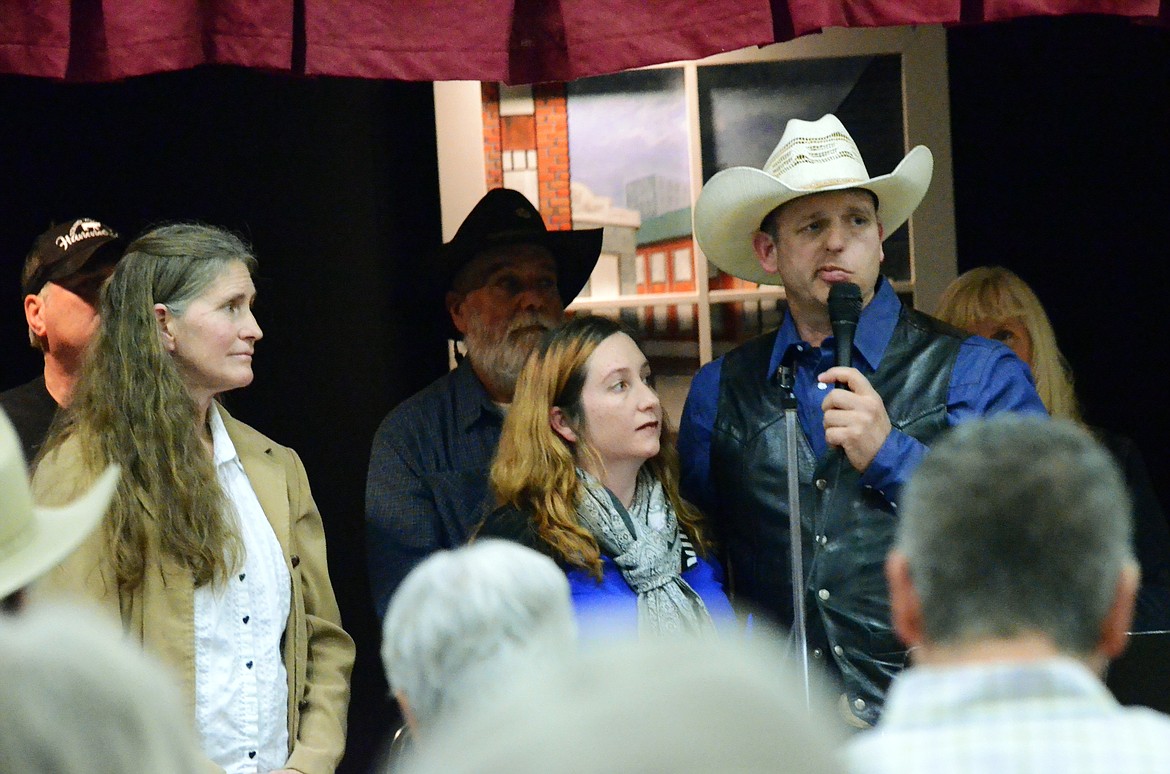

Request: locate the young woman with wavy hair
(33, 223), (353, 774)
(478, 315), (732, 636)
(935, 265), (1170, 632)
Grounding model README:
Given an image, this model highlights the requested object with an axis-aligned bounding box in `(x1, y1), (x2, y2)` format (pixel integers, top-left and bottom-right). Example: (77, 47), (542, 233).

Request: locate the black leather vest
(710, 306), (966, 724)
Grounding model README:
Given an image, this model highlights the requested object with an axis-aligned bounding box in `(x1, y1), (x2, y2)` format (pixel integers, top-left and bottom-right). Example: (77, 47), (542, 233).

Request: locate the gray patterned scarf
(575, 468), (715, 636)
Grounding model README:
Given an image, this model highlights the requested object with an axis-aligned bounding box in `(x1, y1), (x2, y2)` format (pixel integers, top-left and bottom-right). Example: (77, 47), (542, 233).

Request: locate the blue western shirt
(678, 278), (1047, 514)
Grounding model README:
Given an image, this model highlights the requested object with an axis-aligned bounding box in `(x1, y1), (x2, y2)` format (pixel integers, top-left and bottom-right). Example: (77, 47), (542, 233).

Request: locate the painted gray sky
(567, 81), (689, 206)
(702, 57), (871, 172)
(564, 57), (882, 200)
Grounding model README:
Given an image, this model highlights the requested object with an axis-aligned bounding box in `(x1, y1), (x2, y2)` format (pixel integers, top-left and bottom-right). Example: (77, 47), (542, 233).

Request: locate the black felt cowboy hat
(434, 188), (603, 339)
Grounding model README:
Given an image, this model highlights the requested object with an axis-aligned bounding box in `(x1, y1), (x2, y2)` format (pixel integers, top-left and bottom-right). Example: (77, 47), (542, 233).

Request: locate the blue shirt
(567, 555), (737, 639)
(678, 278), (1047, 513)
(475, 500), (737, 638)
(365, 358), (504, 619)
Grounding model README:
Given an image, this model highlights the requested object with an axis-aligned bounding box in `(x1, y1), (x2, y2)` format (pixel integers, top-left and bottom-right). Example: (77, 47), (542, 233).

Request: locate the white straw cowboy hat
(0, 410), (119, 599)
(693, 114), (934, 285)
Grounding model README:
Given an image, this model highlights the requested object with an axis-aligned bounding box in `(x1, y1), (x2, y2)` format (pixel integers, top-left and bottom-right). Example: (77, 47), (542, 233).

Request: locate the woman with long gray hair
(33, 223), (354, 774)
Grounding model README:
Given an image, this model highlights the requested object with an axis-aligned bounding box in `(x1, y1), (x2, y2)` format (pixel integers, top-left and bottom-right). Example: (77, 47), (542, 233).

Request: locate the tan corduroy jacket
(32, 408), (355, 774)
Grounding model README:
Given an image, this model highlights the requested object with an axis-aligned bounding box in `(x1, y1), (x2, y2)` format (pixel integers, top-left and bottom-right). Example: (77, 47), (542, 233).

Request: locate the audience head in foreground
(848, 416), (1170, 772)
(0, 408), (117, 613)
(893, 415), (1135, 667)
(398, 633), (844, 774)
(381, 539), (576, 738)
(935, 267), (1170, 635)
(0, 603), (204, 774)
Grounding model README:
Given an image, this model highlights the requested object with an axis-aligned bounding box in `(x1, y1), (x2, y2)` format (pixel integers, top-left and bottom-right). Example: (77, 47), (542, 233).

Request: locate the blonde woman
(934, 266), (1080, 421)
(936, 266), (1170, 631)
(33, 223), (353, 774)
(477, 315), (732, 637)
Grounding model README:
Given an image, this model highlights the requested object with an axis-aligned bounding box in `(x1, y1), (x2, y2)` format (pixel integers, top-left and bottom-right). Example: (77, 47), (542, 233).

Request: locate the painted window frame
(433, 25), (956, 364)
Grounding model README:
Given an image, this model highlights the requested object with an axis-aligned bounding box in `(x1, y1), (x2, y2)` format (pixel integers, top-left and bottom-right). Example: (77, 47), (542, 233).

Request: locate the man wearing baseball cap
(366, 188), (602, 620)
(677, 115), (1046, 724)
(0, 218), (122, 462)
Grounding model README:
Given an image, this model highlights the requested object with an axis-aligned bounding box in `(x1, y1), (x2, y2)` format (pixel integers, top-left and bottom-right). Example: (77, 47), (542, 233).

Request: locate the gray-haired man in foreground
(848, 416), (1170, 771)
(380, 539), (576, 742)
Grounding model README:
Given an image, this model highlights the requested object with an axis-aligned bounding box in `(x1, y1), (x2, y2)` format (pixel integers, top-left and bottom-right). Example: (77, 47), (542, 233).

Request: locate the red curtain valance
(303, 1), (776, 83)
(0, 1), (292, 80)
(1, 1), (1165, 84)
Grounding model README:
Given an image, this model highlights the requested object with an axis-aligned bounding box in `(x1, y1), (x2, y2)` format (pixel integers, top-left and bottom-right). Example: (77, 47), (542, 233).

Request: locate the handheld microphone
(828, 282), (862, 378)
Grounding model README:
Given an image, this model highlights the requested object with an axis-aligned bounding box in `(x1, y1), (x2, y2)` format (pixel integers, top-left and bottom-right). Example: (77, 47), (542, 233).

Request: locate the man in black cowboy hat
(1, 218), (122, 463)
(366, 188), (602, 620)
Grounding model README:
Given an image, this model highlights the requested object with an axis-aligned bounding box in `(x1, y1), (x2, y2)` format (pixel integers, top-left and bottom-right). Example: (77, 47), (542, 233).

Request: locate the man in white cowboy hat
(0, 408), (118, 612)
(366, 188), (603, 620)
(677, 115), (1046, 725)
(0, 218), (122, 464)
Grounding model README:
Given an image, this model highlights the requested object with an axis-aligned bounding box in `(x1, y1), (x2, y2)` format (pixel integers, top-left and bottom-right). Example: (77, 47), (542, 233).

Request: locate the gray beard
(464, 312), (556, 401)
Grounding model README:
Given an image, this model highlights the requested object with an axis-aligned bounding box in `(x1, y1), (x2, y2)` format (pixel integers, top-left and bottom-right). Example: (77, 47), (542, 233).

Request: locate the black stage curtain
(0, 68), (445, 771)
(949, 15), (1170, 515)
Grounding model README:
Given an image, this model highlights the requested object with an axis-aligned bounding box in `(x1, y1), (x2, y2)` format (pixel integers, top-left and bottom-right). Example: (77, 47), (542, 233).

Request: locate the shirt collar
(453, 357), (504, 432)
(881, 658), (1113, 728)
(769, 276), (901, 374)
(208, 402), (240, 467)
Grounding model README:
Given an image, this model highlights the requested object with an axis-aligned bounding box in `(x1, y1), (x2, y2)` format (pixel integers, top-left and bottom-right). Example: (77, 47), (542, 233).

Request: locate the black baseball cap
(21, 218), (123, 297)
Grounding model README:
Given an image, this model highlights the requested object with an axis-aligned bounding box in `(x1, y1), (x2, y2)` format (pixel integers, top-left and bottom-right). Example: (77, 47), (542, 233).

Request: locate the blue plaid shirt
(365, 358), (504, 619)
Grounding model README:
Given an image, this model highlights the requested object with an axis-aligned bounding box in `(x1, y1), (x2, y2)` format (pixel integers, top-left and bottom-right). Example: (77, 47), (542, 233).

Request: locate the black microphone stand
(778, 359), (811, 708)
